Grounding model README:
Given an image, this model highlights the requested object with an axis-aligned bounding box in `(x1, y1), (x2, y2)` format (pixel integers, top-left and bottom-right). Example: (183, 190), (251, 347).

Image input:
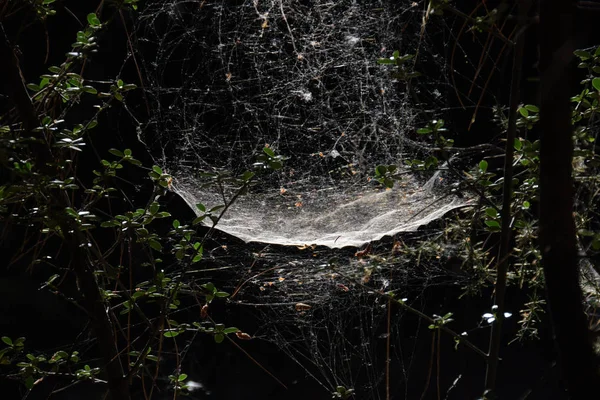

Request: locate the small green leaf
(524, 104), (539, 112)
(26, 84), (40, 92)
(215, 291), (229, 298)
(485, 220), (501, 228)
(148, 239), (162, 251)
(518, 107), (529, 117)
(479, 160), (488, 173)
(579, 229), (595, 237)
(593, 78), (600, 92)
(375, 165), (387, 176)
(485, 208), (499, 218)
(109, 148), (124, 158)
(82, 86), (97, 94)
(241, 171), (255, 181)
(269, 161), (283, 170)
(178, 374), (188, 382)
(163, 331), (179, 338)
(514, 138), (522, 151)
(263, 147), (275, 158)
(1, 337), (12, 346)
(152, 165), (163, 175)
(574, 50), (592, 60)
(149, 202), (159, 215)
(172, 219), (180, 229)
(24, 376), (34, 390)
(87, 13), (101, 27)
(223, 327), (239, 334)
(417, 127), (432, 134)
(214, 333), (225, 343)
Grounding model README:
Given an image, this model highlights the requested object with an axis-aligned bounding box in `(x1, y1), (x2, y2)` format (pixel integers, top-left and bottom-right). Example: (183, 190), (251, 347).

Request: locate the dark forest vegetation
(0, 1), (600, 399)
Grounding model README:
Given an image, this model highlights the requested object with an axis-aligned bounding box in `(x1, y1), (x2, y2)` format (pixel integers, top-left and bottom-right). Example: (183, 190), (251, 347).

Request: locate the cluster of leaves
(374, 45), (600, 343)
(0, 7), (281, 398)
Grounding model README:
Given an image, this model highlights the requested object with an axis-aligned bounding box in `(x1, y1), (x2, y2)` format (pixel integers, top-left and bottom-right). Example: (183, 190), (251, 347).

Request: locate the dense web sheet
(176, 170), (468, 248)
(135, 0), (469, 249)
(133, 0), (483, 397)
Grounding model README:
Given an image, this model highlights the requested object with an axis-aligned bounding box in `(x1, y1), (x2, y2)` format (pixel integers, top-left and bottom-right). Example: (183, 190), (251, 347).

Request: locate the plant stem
(484, 1), (529, 391)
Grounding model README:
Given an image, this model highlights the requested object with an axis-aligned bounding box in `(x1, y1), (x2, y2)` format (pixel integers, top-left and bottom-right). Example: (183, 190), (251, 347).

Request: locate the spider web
(133, 0), (474, 248)
(131, 0), (494, 397)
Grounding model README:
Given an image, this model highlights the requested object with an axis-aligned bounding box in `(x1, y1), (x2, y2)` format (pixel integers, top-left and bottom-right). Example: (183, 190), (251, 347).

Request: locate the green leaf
(215, 291), (229, 298)
(485, 208), (498, 218)
(417, 127), (432, 134)
(24, 376), (35, 390)
(196, 203), (206, 212)
(192, 216), (206, 225)
(514, 138), (522, 151)
(241, 171), (255, 181)
(375, 165), (387, 176)
(524, 104), (539, 112)
(263, 147), (275, 158)
(149, 202), (159, 215)
(223, 327), (239, 334)
(148, 239), (162, 251)
(82, 86), (97, 94)
(377, 58), (395, 65)
(593, 78), (600, 92)
(124, 149), (132, 157)
(269, 161), (283, 170)
(163, 331), (179, 338)
(87, 13), (101, 27)
(518, 107), (529, 117)
(579, 229), (595, 237)
(522, 201), (530, 209)
(178, 374), (188, 382)
(1, 337), (12, 346)
(202, 282), (216, 292)
(109, 148), (124, 158)
(479, 160), (488, 173)
(485, 220), (501, 228)
(152, 165), (163, 175)
(172, 219), (180, 229)
(574, 50), (592, 60)
(214, 333), (225, 343)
